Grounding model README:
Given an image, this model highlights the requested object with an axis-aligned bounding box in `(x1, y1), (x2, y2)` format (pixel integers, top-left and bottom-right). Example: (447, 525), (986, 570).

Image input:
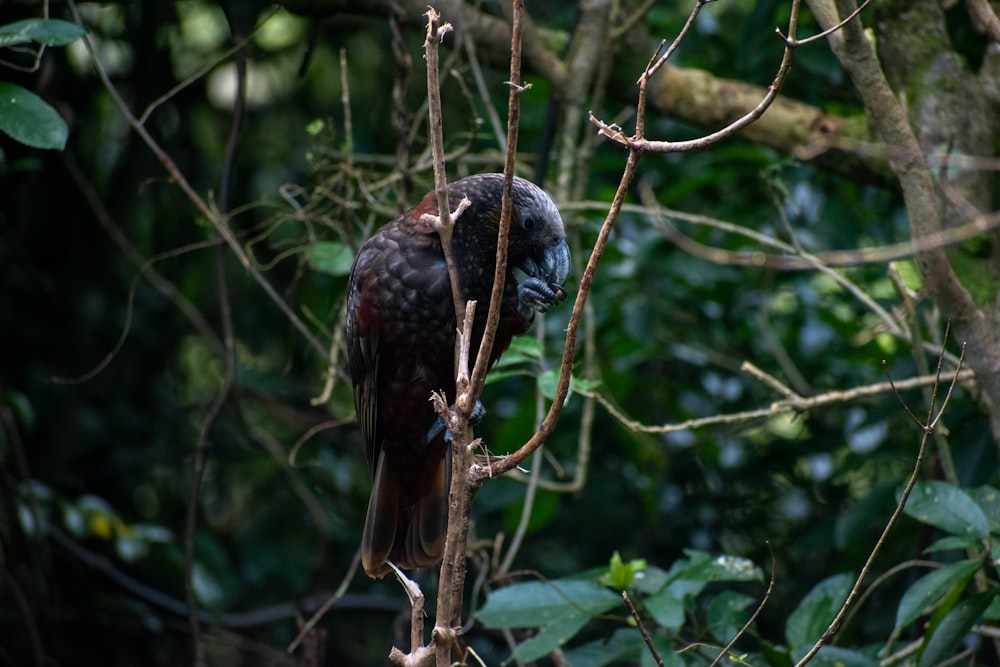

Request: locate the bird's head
(447, 173), (570, 311)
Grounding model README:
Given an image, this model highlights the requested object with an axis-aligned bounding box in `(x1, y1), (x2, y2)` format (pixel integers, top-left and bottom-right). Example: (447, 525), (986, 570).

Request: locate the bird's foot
(517, 276), (567, 320)
(426, 399), (487, 444)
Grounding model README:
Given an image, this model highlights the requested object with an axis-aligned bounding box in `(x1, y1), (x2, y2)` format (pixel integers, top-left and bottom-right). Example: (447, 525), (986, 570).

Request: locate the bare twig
(422, 7), (463, 324)
(779, 0), (872, 47)
(708, 544), (776, 667)
(587, 368), (974, 435)
(182, 16), (248, 662)
(594, 0), (801, 153)
(793, 332), (966, 666)
(286, 549), (362, 654)
(432, 304), (478, 665)
(65, 0), (329, 361)
(623, 591), (664, 667)
(480, 0), (805, 480)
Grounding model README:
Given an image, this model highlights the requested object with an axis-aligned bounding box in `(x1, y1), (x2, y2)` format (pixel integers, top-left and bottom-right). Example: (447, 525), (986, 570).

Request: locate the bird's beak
(519, 238), (571, 301)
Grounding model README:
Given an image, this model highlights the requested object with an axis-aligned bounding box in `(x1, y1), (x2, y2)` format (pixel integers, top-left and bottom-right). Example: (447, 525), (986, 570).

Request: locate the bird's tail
(361, 449), (450, 578)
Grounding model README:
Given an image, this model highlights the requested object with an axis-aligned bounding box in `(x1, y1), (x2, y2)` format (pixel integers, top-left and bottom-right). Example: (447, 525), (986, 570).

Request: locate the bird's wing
(347, 241), (383, 476)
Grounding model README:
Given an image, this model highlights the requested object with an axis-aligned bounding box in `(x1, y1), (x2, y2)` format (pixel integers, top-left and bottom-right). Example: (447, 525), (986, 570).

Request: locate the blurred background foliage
(1, 1), (997, 665)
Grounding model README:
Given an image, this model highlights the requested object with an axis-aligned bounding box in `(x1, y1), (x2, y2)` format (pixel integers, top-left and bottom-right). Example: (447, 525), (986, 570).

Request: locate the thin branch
(587, 367), (974, 435)
(594, 0), (801, 153)
(422, 7), (463, 324)
(480, 0), (805, 479)
(642, 0), (717, 83)
(779, 0), (872, 47)
(286, 549), (362, 654)
(432, 303), (478, 665)
(653, 201), (1000, 270)
(66, 0), (329, 361)
(49, 526), (395, 629)
(183, 14), (248, 661)
(467, 0), (528, 408)
(57, 151), (226, 377)
(793, 336), (966, 666)
(0, 566), (45, 667)
(623, 591), (664, 667)
(475, 147), (643, 479)
(708, 544), (776, 667)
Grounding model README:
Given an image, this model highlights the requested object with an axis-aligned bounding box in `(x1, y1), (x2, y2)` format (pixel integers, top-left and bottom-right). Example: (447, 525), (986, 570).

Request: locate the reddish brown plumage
(346, 173), (569, 577)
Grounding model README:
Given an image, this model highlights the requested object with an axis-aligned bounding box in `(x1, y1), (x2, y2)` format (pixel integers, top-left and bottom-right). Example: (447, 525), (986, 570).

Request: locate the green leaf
(632, 565), (669, 595)
(600, 550), (647, 590)
(668, 550), (764, 585)
(511, 609), (591, 662)
(786, 572), (853, 650)
(902, 481), (989, 539)
(923, 535), (980, 554)
(476, 579), (621, 629)
(810, 646), (879, 667)
(707, 590), (756, 643)
(640, 640), (686, 667)
(644, 589), (685, 630)
(489, 336), (544, 370)
(560, 627), (645, 667)
(918, 590), (998, 667)
(0, 18), (86, 47)
(0, 82), (68, 150)
(968, 485), (1000, 534)
(537, 367), (601, 400)
(893, 560), (980, 634)
(306, 241), (354, 276)
(985, 593), (1000, 621)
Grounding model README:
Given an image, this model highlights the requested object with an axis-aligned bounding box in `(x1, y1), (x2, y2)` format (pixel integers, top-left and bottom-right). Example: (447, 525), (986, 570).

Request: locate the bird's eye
(521, 216), (536, 231)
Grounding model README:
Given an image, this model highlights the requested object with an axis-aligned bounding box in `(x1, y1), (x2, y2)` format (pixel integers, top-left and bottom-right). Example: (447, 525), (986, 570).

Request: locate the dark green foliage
(1, 1), (997, 666)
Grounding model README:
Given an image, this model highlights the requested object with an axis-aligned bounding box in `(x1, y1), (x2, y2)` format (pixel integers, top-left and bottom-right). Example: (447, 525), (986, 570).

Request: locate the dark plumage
(346, 173), (570, 578)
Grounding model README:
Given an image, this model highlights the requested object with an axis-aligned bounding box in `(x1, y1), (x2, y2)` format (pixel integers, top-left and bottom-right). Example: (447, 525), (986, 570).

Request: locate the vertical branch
(421, 7), (479, 665)
(432, 2), (528, 662)
(794, 338), (966, 667)
(183, 15), (247, 664)
(467, 0), (527, 405)
(809, 0), (1000, 443)
(433, 305), (478, 667)
(423, 8), (465, 327)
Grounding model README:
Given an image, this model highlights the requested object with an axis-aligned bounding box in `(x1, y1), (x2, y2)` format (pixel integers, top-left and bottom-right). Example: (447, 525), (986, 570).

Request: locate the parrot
(346, 173), (571, 578)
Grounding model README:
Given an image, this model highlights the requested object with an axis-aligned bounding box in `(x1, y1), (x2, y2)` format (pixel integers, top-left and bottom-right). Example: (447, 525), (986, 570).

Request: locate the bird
(346, 173), (570, 578)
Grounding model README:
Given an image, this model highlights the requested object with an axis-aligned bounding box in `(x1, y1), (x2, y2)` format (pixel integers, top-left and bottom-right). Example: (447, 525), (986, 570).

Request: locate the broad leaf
(902, 481), (989, 539)
(893, 560), (980, 634)
(811, 646), (878, 667)
(477, 579), (620, 629)
(490, 336), (545, 369)
(537, 367), (601, 400)
(631, 565), (670, 595)
(968, 485), (1000, 534)
(668, 550), (763, 585)
(786, 572), (853, 650)
(306, 241), (354, 276)
(923, 535), (979, 554)
(0, 82), (68, 150)
(561, 627), (645, 667)
(0, 18), (85, 47)
(644, 589), (685, 630)
(918, 590), (998, 667)
(511, 609), (591, 662)
(707, 590), (756, 643)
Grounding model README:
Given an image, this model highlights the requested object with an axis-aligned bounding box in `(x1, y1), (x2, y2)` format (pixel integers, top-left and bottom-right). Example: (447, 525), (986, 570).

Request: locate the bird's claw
(426, 399), (487, 444)
(517, 276), (567, 320)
